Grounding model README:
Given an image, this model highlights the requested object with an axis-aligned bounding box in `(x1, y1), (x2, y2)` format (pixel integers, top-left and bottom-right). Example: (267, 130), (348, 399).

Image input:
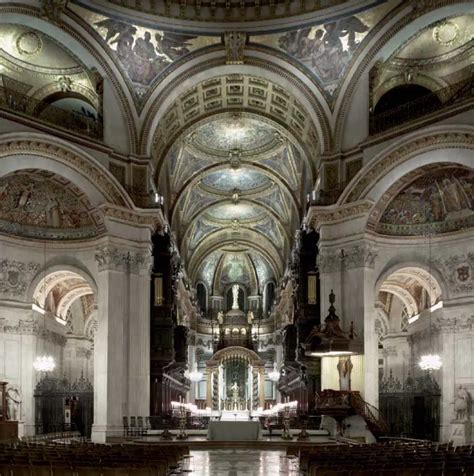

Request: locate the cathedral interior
(0, 0), (473, 474)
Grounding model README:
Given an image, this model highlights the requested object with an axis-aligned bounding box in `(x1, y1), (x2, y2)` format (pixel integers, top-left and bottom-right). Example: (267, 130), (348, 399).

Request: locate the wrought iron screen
(379, 370), (440, 441)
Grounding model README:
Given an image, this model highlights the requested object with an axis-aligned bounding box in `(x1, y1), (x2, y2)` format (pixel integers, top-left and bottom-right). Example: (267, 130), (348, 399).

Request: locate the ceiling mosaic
(375, 167), (474, 236)
(253, 1), (396, 97)
(71, 4), (219, 99)
(190, 116), (277, 153)
(205, 203), (266, 222)
(0, 170), (101, 240)
(200, 168), (272, 194)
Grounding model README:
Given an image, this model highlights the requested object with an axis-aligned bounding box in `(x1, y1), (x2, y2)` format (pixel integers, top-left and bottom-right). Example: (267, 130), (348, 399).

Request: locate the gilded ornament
(433, 21), (459, 47)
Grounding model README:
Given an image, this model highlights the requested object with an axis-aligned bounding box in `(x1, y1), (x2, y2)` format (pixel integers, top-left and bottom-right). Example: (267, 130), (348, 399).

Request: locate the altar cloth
(207, 421), (261, 441)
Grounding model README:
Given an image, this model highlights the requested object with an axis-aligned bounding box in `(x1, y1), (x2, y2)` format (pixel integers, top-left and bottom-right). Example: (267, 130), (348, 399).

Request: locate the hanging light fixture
(418, 229), (442, 372)
(33, 225), (56, 373)
(268, 362), (280, 382)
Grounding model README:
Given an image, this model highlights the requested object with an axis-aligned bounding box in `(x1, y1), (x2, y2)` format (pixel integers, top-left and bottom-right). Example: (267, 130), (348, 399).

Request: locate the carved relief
(1, 319), (67, 346)
(224, 32), (246, 65)
(432, 253), (474, 296)
(0, 259), (38, 298)
(95, 246), (152, 274)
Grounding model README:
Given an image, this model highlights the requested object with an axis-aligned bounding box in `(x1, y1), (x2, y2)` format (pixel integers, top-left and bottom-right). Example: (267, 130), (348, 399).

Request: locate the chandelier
(268, 363), (280, 382)
(418, 354), (442, 371)
(33, 355), (56, 372)
(33, 216), (56, 373)
(418, 230), (442, 372)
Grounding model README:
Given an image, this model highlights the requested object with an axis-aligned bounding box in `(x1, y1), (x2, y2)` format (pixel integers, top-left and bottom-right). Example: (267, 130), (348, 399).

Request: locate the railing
(370, 76), (474, 135)
(350, 392), (389, 435)
(0, 86), (102, 140)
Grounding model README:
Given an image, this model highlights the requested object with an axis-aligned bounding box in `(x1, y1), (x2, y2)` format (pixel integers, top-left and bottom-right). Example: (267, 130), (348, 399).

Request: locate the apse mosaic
(191, 116), (277, 153)
(376, 168), (474, 236)
(72, 5), (219, 97)
(219, 254), (251, 286)
(201, 168), (271, 193)
(253, 1), (396, 96)
(0, 171), (98, 240)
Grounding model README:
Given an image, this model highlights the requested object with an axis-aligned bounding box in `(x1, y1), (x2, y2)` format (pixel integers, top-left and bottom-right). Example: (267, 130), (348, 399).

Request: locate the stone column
(206, 368), (214, 408)
(258, 367), (265, 408)
(91, 246), (128, 443)
(127, 250), (152, 418)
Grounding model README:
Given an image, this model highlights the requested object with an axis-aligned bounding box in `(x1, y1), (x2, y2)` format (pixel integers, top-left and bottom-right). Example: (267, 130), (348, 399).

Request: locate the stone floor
(177, 449), (301, 475)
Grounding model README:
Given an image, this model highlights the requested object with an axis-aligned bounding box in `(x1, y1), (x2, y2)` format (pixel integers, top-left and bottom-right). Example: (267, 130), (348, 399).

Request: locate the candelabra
(176, 402), (188, 440)
(281, 405), (293, 440)
(297, 416), (309, 440)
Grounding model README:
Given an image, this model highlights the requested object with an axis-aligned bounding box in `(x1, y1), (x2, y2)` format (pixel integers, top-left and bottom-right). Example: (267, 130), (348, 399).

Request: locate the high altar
(205, 285), (266, 415)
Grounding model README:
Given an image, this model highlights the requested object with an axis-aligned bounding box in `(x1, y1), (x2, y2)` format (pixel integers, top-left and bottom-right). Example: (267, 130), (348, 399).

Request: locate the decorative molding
(436, 314), (474, 332)
(317, 242), (378, 273)
(1, 318), (67, 346)
(307, 200), (373, 229)
(94, 246), (152, 274)
(40, 0), (68, 23)
(432, 253), (474, 296)
(345, 132), (474, 203)
(0, 259), (39, 298)
(101, 204), (164, 231)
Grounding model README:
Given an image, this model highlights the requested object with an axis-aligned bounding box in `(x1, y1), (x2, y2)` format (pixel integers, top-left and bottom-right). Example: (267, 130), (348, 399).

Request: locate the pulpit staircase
(314, 390), (388, 439)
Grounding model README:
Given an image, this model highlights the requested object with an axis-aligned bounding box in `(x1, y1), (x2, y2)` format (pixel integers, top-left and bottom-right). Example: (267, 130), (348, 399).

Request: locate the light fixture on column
(33, 227), (56, 373)
(268, 363), (280, 382)
(418, 229), (442, 372)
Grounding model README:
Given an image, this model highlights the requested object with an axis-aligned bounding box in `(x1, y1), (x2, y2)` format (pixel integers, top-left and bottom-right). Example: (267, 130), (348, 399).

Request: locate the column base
(450, 420), (473, 445)
(91, 424), (124, 443)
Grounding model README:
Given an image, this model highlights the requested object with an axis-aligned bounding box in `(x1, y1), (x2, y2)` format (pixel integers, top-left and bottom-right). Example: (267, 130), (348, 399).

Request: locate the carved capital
(317, 249), (342, 274)
(343, 243), (378, 270)
(129, 250), (153, 275)
(94, 246), (129, 272)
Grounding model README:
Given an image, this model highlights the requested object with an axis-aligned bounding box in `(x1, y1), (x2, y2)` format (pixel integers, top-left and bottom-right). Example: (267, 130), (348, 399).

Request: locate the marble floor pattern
(178, 449), (301, 475)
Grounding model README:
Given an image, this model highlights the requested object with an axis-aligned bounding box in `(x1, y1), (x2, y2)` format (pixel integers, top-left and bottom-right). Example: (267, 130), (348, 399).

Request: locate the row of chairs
(0, 441), (189, 476)
(122, 417), (150, 437)
(300, 441), (474, 476)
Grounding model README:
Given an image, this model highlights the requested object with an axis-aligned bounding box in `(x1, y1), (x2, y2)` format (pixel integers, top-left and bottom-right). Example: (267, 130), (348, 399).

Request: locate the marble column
(258, 367), (265, 408)
(127, 250), (152, 418)
(91, 246), (151, 443)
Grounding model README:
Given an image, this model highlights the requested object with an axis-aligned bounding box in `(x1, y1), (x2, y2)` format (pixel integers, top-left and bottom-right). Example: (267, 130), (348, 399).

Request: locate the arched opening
(196, 282), (207, 313)
(374, 85), (440, 116)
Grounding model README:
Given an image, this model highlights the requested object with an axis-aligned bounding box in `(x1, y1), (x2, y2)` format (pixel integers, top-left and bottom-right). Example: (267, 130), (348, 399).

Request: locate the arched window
(196, 282), (207, 313)
(264, 282), (275, 315)
(374, 85), (440, 116)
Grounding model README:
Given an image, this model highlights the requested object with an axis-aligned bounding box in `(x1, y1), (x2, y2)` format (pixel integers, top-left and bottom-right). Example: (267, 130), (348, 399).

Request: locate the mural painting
(376, 168), (474, 236)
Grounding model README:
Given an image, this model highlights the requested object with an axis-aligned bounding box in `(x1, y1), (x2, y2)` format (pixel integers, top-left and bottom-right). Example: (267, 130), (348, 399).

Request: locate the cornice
(307, 200), (374, 230)
(100, 203), (165, 231)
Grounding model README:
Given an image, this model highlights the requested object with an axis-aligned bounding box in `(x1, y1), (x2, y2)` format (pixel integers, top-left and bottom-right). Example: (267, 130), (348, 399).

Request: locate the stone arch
(0, 132), (132, 208)
(334, 1), (474, 151)
(0, 7), (138, 152)
(206, 345), (264, 368)
(339, 126), (474, 207)
(140, 53), (331, 160)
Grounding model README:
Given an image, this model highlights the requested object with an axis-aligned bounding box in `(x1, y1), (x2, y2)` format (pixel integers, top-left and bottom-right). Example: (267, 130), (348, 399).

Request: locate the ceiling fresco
(205, 203), (265, 222)
(375, 167), (474, 236)
(253, 1), (396, 97)
(71, 4), (219, 99)
(0, 170), (100, 240)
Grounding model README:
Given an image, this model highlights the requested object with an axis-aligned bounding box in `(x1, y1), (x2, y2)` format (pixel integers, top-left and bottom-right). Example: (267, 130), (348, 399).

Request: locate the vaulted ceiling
(160, 110), (311, 294)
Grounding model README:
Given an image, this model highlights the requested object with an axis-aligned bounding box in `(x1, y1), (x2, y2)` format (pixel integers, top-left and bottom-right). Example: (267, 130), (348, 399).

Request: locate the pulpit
(0, 382), (18, 441)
